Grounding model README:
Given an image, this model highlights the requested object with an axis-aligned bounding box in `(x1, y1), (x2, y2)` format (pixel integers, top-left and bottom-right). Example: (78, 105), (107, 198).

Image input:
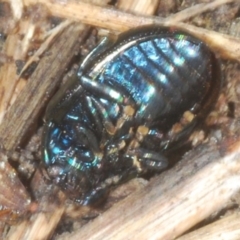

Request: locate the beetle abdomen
(83, 30), (217, 130)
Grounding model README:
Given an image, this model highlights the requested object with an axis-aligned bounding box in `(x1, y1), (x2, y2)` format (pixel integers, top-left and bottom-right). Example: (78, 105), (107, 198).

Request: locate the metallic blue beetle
(42, 25), (221, 205)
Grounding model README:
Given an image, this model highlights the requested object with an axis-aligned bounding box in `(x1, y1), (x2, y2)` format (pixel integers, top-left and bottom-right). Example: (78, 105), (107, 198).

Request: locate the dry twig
(0, 23), (90, 151)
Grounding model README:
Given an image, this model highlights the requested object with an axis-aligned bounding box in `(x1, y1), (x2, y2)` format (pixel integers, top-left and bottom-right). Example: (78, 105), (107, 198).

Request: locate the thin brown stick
(23, 0), (163, 32)
(18, 20), (73, 77)
(22, 0), (240, 62)
(23, 0), (236, 31)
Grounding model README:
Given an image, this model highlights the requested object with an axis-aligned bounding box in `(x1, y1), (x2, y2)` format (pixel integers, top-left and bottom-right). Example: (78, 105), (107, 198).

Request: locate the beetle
(42, 25), (221, 205)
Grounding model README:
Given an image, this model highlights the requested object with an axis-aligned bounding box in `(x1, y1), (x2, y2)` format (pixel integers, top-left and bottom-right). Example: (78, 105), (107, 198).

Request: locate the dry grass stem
(178, 213), (240, 240)
(116, 0), (159, 15)
(10, 0), (23, 21)
(22, 0), (240, 62)
(7, 207), (65, 240)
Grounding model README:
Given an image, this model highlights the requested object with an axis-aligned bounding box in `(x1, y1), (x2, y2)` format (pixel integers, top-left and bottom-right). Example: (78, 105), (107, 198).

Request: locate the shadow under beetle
(42, 25), (221, 205)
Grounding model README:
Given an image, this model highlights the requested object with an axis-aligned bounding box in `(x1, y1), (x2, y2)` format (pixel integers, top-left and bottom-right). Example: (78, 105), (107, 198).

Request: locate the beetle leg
(126, 148), (168, 171)
(78, 37), (115, 74)
(81, 75), (139, 142)
(85, 95), (110, 135)
(123, 125), (168, 171)
(77, 187), (109, 206)
(74, 124), (100, 153)
(85, 93), (168, 173)
(77, 166), (140, 206)
(80, 76), (136, 106)
(86, 94), (136, 143)
(89, 96), (116, 135)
